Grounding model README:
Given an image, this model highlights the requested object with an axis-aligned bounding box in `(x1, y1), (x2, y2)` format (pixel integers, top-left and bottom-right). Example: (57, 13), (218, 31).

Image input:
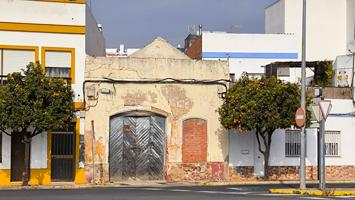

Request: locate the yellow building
(0, 0), (105, 186)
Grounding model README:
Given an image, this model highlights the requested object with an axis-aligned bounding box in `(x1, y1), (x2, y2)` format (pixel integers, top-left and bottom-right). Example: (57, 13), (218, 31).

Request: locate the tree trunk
(22, 134), (31, 186)
(255, 130), (273, 181)
(263, 149), (270, 181)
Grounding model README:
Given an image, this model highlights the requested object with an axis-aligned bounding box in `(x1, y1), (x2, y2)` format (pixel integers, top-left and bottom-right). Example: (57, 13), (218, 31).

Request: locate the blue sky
(89, 0), (277, 48)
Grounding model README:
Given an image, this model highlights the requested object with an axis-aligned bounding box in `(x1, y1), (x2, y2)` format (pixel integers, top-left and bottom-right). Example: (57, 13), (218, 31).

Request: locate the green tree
(0, 62), (74, 186)
(310, 60), (334, 87)
(219, 76), (301, 180)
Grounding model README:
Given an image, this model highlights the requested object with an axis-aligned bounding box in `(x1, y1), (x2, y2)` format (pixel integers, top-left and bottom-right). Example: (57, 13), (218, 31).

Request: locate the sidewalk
(1, 180), (355, 191)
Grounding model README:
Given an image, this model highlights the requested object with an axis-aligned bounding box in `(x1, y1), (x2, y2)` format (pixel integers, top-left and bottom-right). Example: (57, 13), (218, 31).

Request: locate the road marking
(300, 197), (328, 200)
(336, 196), (355, 199)
(142, 188), (164, 191)
(257, 193), (300, 196)
(228, 187), (246, 191)
(196, 191), (250, 195)
(169, 189), (192, 192)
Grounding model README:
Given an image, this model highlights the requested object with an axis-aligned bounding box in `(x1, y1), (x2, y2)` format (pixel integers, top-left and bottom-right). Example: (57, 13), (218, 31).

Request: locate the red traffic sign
(295, 107), (305, 128)
(319, 100), (332, 120)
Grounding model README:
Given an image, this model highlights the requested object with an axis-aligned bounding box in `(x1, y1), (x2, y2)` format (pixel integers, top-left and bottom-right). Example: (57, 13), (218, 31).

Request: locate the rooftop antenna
(188, 24), (197, 35)
(198, 24), (203, 36)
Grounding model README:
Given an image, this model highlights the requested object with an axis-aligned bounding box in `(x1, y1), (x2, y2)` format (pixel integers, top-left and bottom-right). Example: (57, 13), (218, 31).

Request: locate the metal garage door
(109, 114), (165, 181)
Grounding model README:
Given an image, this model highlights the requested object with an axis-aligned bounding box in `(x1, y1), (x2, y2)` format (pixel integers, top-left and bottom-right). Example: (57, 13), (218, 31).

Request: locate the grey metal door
(109, 115), (165, 181)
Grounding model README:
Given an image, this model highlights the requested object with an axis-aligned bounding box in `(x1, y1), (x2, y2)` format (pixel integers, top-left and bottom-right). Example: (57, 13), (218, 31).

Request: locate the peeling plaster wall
(84, 56), (229, 182)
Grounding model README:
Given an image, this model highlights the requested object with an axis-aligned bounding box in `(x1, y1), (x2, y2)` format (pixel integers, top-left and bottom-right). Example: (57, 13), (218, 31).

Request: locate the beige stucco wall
(84, 56), (229, 182)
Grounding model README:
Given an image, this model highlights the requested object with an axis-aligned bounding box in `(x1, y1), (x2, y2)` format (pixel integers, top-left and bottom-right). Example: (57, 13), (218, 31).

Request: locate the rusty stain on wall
(84, 130), (108, 183)
(148, 91), (158, 103)
(161, 85), (193, 118)
(122, 91), (147, 106)
(161, 85), (193, 162)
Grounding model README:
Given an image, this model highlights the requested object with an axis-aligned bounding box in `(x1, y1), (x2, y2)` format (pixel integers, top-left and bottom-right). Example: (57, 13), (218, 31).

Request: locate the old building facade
(84, 38), (230, 183)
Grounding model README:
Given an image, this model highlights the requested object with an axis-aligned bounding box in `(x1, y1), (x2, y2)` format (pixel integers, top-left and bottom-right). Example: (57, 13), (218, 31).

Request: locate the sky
(89, 0), (277, 48)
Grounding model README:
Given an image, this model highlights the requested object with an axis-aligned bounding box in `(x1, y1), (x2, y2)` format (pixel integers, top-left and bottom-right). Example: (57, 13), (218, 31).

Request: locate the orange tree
(0, 62), (74, 186)
(219, 76), (300, 180)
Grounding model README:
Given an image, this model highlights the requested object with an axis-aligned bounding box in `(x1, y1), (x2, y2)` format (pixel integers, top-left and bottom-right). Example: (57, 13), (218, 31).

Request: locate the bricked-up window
(325, 131), (341, 157)
(285, 129), (301, 157)
(182, 118), (207, 163)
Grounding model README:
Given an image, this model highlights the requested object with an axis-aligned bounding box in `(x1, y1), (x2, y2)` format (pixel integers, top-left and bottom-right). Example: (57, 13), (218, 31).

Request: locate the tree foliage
(310, 60), (334, 87)
(0, 62), (74, 185)
(219, 75), (301, 179)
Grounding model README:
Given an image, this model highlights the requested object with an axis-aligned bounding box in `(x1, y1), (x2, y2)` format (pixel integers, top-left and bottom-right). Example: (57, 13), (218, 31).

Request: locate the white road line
(196, 191), (250, 195)
(142, 188), (164, 191)
(227, 187), (246, 191)
(256, 193), (300, 196)
(300, 197), (328, 200)
(169, 189), (192, 192)
(336, 196), (355, 199)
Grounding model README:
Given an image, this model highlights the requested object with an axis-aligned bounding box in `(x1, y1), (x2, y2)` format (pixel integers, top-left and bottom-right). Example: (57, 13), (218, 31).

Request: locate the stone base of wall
(229, 166), (256, 181)
(229, 166), (257, 181)
(268, 166), (317, 181)
(229, 165), (355, 181)
(85, 163), (109, 184)
(166, 162), (226, 182)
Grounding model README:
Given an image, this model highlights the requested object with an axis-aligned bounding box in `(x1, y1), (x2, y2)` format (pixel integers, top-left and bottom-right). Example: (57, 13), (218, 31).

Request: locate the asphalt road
(0, 184), (354, 200)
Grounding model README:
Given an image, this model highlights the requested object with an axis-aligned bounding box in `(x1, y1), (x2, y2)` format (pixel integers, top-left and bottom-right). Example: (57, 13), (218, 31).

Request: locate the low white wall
(0, 132), (47, 170)
(229, 99), (355, 168)
(0, 134), (11, 169)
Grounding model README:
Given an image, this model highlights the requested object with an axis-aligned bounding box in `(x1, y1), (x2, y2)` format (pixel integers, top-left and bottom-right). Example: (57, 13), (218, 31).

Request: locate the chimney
(119, 44), (125, 54)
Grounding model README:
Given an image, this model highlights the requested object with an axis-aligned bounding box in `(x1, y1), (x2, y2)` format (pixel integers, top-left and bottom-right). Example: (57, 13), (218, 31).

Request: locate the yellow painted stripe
(0, 22), (85, 35)
(29, 0), (86, 4)
(74, 102), (84, 110)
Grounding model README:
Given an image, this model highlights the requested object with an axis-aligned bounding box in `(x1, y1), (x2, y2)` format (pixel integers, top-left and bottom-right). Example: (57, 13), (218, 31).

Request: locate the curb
(269, 188), (355, 196)
(199, 180), (355, 186)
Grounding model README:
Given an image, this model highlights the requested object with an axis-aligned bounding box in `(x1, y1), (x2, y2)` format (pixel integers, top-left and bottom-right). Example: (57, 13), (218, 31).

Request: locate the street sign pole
(300, 0), (307, 190)
(318, 100), (332, 190)
(319, 114), (325, 189)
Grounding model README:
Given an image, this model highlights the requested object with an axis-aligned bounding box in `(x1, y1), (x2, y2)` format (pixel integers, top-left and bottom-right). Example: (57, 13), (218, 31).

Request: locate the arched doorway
(109, 111), (166, 181)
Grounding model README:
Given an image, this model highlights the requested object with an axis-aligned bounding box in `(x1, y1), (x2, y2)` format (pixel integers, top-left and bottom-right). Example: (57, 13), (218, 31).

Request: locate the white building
(266, 0), (355, 61)
(185, 32), (300, 80)
(230, 99), (355, 181)
(183, 1), (355, 181)
(106, 44), (139, 57)
(0, 0), (105, 186)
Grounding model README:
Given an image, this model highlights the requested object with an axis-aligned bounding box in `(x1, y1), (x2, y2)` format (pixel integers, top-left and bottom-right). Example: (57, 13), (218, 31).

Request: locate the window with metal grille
(325, 131), (341, 157)
(285, 129), (301, 157)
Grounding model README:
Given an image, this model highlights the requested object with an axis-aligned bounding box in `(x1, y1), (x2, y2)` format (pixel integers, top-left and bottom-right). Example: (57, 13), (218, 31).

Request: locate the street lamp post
(300, 0), (307, 190)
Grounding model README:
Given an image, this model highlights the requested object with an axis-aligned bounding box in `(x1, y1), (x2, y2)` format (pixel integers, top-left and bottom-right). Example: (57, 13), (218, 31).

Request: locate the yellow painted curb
(269, 188), (355, 196)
